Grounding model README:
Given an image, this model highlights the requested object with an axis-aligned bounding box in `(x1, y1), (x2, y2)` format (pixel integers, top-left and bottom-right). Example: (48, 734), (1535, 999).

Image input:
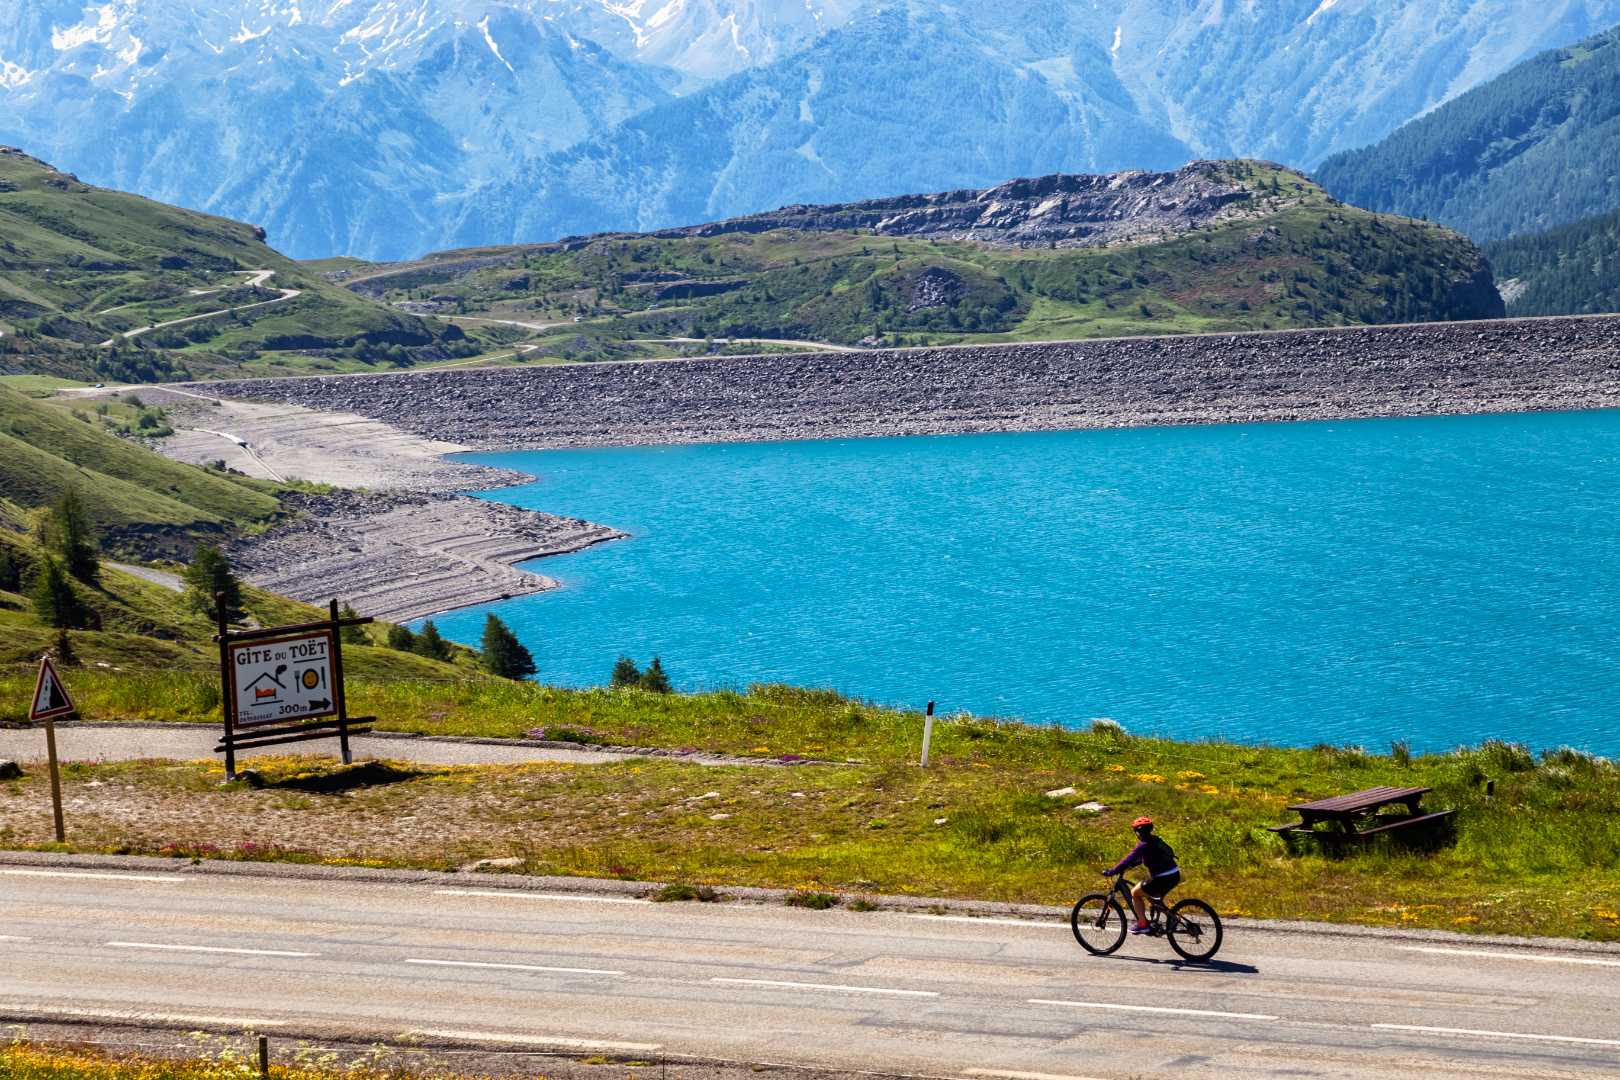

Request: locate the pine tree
(0, 547), (22, 592)
(52, 628), (78, 667)
(414, 620), (451, 662)
(182, 545), (244, 623)
(385, 624), (417, 652)
(43, 488), (98, 584)
(640, 656), (672, 694)
(339, 603), (366, 644)
(610, 655), (642, 688)
(31, 556), (87, 629)
(481, 614), (536, 679)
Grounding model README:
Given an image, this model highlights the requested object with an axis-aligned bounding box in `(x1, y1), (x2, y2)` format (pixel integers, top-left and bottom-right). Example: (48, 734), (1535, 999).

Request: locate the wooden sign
(214, 598), (373, 780)
(229, 630), (338, 728)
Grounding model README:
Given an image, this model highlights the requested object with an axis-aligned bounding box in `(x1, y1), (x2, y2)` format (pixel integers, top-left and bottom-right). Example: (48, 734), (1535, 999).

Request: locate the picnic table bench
(1269, 786), (1454, 850)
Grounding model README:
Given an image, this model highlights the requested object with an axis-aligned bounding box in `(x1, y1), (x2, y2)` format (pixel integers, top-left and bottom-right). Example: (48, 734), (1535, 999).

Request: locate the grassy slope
(0, 149), (460, 380)
(2, 673), (1614, 939)
(356, 162), (1498, 353)
(0, 385), (281, 542)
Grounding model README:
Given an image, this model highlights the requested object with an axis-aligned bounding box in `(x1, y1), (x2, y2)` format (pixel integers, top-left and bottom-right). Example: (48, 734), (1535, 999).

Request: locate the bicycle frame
(1109, 874), (1179, 933)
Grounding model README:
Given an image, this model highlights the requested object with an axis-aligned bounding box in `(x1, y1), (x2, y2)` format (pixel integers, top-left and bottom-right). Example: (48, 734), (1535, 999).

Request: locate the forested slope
(1487, 208), (1620, 315)
(1314, 24), (1620, 243)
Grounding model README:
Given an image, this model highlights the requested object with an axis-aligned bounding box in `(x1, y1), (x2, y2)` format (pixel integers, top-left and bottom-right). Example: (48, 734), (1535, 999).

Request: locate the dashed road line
(964, 1070), (1112, 1080)
(405, 958), (624, 976)
(1029, 999), (1278, 1022)
(713, 977), (939, 998)
(107, 941), (318, 958)
(1372, 1023), (1620, 1048)
(0, 869), (183, 883)
(410, 1029), (661, 1052)
(435, 889), (650, 905)
(1398, 946), (1620, 969)
(903, 915), (1062, 929)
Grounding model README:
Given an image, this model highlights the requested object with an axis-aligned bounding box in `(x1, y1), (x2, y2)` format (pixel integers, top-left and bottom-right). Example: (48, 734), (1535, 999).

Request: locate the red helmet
(1132, 816), (1154, 829)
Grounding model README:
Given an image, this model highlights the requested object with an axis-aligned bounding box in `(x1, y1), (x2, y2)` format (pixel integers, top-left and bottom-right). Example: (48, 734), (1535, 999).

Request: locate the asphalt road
(2, 867), (1618, 1078)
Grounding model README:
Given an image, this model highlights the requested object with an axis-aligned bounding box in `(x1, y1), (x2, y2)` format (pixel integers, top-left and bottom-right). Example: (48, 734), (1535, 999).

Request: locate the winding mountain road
(98, 270), (301, 347)
(1, 864), (1616, 1079)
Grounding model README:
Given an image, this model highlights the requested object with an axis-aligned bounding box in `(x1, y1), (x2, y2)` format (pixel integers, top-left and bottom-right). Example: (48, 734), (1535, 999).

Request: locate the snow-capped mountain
(5, 0), (1620, 258)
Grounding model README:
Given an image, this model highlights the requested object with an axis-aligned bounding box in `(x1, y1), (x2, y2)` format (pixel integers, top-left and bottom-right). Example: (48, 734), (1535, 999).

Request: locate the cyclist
(1103, 816), (1181, 934)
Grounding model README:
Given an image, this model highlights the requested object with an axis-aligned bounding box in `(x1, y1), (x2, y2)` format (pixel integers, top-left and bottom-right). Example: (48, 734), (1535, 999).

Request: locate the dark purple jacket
(1106, 835), (1178, 878)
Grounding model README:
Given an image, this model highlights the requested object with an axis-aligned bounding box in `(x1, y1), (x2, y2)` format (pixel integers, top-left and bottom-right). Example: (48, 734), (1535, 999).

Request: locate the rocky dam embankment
(204, 316), (1620, 449)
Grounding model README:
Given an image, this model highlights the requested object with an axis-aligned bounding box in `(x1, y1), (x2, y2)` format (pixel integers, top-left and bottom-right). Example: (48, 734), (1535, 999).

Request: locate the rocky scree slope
(655, 162), (1266, 248)
(201, 316), (1620, 448)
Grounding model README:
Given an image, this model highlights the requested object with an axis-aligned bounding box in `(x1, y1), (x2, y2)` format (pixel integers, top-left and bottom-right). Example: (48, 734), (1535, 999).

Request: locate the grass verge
(0, 680), (1615, 940)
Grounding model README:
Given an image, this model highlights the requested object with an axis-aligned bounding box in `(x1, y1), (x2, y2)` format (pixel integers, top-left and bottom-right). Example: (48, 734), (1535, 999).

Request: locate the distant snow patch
(233, 22), (272, 45)
(1111, 24), (1122, 57)
(0, 60), (34, 88)
(52, 3), (121, 52)
(1306, 0), (1343, 25)
(478, 15), (516, 73)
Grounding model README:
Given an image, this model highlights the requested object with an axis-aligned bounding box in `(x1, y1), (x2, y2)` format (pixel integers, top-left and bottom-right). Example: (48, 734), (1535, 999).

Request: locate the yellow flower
(1177, 770), (1206, 781)
(1453, 915), (1480, 925)
(971, 762), (992, 769)
(1199, 784), (1220, 795)
(1105, 764), (1126, 773)
(750, 745), (770, 753)
(1133, 773), (1167, 784)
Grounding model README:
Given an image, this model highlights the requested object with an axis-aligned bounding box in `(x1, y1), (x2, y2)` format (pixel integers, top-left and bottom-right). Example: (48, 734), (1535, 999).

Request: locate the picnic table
(1269, 785), (1454, 850)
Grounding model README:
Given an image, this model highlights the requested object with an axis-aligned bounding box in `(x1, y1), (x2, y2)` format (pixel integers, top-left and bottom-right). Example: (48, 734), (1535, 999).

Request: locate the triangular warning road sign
(30, 656), (76, 721)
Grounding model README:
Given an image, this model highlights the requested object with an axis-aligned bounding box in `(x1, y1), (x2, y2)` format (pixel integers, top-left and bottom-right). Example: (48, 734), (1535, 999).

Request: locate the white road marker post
(920, 700), (936, 768)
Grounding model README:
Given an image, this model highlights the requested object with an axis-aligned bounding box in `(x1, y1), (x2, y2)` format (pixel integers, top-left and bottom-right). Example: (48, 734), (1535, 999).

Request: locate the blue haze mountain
(5, 1), (1620, 258)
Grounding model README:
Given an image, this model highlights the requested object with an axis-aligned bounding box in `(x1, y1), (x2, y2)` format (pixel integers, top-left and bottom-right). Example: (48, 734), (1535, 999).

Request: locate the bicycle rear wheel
(1166, 898), (1223, 962)
(1070, 893), (1127, 956)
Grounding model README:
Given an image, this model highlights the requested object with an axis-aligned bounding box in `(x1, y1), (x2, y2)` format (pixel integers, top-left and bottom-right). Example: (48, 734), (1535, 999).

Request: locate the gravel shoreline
(200, 314), (1620, 449)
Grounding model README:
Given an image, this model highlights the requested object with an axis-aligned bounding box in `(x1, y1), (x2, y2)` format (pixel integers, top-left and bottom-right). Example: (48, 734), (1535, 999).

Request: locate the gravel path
(0, 722), (779, 768)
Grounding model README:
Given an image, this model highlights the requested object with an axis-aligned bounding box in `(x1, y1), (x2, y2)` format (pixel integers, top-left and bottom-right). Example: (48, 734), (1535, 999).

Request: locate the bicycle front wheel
(1166, 898), (1223, 962)
(1070, 893), (1127, 956)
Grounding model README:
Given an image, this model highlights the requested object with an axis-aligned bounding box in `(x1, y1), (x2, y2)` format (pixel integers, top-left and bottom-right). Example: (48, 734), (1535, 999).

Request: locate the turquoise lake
(424, 410), (1620, 756)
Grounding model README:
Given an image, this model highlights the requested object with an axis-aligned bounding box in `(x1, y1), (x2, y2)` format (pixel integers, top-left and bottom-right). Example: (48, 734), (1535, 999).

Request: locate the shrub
(414, 620), (451, 662)
(640, 656), (672, 694)
(1391, 739), (1411, 768)
(652, 883), (722, 902)
(1478, 739), (1536, 774)
(784, 891), (839, 909)
(610, 655), (641, 688)
(385, 624), (416, 651)
(181, 545), (244, 623)
(339, 603), (366, 644)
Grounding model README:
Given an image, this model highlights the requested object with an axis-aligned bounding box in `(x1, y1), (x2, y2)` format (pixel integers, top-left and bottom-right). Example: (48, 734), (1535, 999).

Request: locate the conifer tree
(0, 547), (22, 593)
(182, 545), (244, 623)
(339, 603), (366, 644)
(640, 655), (672, 694)
(610, 655), (642, 688)
(31, 555), (88, 629)
(386, 624), (417, 652)
(43, 489), (98, 584)
(481, 614), (536, 679)
(414, 620), (451, 662)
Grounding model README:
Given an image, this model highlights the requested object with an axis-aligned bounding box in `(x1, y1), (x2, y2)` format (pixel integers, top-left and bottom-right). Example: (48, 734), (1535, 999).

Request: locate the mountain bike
(1070, 875), (1223, 962)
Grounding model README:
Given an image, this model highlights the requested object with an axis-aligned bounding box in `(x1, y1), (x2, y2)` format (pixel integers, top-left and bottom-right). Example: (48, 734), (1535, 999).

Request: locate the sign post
(920, 700), (936, 768)
(214, 597), (373, 780)
(29, 655), (75, 842)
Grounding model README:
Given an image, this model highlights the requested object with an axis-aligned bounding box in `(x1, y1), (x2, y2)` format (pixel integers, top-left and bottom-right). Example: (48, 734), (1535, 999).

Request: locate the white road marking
(0, 935), (32, 941)
(903, 915), (1062, 929)
(107, 941), (318, 958)
(411, 1029), (661, 1051)
(965, 1070), (1112, 1080)
(435, 889), (650, 905)
(1372, 1023), (1620, 1048)
(713, 977), (939, 998)
(22, 1005), (285, 1027)
(0, 869), (183, 883)
(405, 958), (624, 976)
(1399, 945), (1620, 969)
(1029, 999), (1278, 1022)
